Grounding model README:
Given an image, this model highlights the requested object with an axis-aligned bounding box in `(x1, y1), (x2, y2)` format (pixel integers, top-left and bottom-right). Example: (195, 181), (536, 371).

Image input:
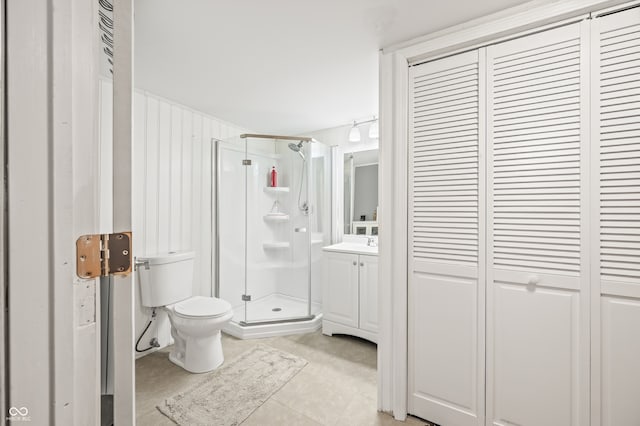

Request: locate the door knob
(360, 262), (364, 266)
(353, 261), (357, 266)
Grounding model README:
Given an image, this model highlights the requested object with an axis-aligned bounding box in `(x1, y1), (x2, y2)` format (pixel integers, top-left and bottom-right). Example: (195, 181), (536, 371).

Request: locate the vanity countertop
(322, 238), (378, 256)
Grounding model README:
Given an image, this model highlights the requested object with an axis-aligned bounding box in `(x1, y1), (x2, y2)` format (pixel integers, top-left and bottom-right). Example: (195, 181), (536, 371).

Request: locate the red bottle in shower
(270, 166), (278, 187)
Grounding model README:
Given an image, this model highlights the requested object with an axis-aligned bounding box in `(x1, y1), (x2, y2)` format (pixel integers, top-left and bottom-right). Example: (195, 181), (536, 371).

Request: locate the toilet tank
(137, 251), (195, 307)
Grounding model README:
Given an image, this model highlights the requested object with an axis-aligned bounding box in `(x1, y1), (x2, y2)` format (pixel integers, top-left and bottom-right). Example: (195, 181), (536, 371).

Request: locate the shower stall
(216, 134), (332, 339)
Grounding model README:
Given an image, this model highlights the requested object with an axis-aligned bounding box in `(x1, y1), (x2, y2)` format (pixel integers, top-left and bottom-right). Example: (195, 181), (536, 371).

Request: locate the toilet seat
(173, 296), (232, 319)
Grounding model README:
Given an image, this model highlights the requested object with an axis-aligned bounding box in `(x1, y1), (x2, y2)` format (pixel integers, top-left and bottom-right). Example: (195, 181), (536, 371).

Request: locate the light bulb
(368, 120), (379, 139)
(349, 124), (361, 142)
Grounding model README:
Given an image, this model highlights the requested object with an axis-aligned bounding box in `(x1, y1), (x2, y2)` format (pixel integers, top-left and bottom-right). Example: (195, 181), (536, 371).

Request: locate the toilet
(137, 251), (233, 373)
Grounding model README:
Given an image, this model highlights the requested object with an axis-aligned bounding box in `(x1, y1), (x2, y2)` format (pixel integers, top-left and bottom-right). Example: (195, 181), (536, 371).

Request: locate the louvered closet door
(408, 49), (485, 426)
(592, 8), (640, 426)
(486, 22), (590, 426)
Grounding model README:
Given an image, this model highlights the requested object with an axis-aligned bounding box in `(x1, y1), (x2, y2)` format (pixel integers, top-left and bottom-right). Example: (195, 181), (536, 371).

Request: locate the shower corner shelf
(263, 213), (290, 222)
(263, 242), (290, 250)
(264, 186), (290, 194)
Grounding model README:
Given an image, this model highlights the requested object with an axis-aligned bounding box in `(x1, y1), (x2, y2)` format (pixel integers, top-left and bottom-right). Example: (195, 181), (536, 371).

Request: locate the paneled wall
(99, 80), (249, 357)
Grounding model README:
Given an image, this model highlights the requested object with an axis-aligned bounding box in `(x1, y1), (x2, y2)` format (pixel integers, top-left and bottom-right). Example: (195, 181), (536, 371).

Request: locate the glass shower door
(218, 135), (332, 329)
(309, 141), (332, 315)
(217, 136), (248, 324)
(243, 136), (312, 324)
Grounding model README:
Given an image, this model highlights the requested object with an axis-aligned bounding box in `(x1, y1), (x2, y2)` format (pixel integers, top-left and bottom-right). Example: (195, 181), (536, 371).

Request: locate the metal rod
(330, 146), (337, 244)
(239, 315), (316, 327)
(240, 133), (313, 142)
(351, 117), (377, 127)
(214, 138), (221, 298)
(243, 137), (248, 324)
(307, 142), (312, 317)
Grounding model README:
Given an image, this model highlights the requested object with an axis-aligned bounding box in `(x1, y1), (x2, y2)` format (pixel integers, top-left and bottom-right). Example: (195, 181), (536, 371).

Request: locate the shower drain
(272, 307), (282, 312)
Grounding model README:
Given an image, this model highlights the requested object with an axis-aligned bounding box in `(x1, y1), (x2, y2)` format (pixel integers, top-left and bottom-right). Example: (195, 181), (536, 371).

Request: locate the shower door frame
(215, 134), (317, 327)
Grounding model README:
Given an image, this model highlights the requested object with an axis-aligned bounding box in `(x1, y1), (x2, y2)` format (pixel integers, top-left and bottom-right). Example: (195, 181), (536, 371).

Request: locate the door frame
(0, 0), (5, 420)
(112, 0), (136, 423)
(378, 0), (632, 420)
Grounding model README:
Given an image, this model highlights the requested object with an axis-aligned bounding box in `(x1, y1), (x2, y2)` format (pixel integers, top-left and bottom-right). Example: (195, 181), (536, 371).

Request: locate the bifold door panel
(486, 21), (590, 426)
(593, 8), (640, 426)
(408, 49), (486, 426)
(594, 10), (640, 298)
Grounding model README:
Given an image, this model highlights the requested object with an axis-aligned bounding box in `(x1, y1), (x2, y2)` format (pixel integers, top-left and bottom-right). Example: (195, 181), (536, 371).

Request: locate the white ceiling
(134, 0), (531, 135)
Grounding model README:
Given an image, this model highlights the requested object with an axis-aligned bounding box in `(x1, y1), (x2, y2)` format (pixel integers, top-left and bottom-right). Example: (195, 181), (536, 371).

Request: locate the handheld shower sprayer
(287, 140), (309, 215)
(288, 141), (305, 160)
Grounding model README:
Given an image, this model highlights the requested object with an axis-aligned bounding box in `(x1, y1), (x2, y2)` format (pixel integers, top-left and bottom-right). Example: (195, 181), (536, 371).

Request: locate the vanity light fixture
(348, 116), (378, 142)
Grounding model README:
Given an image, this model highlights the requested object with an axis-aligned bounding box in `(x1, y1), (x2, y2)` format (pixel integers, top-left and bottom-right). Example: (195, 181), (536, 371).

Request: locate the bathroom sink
(322, 242), (378, 255)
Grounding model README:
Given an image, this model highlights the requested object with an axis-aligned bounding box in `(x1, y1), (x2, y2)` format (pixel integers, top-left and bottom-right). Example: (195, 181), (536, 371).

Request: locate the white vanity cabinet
(322, 247), (378, 343)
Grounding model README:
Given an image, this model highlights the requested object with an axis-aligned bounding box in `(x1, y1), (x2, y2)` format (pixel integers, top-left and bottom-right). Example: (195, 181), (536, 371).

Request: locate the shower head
(288, 141), (303, 152)
(288, 141), (305, 160)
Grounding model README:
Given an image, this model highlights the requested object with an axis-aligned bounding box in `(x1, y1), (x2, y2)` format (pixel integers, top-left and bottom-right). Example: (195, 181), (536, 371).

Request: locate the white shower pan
(224, 294), (322, 339)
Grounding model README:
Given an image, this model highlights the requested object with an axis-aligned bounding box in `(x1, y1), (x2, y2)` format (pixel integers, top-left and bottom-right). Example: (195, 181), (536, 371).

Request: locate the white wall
(99, 79), (249, 357)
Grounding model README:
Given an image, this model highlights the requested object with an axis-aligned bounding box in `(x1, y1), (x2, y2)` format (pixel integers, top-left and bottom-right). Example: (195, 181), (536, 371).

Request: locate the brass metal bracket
(76, 232), (132, 279)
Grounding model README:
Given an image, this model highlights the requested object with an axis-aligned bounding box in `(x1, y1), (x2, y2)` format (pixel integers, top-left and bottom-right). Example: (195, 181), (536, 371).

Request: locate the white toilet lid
(174, 296), (232, 318)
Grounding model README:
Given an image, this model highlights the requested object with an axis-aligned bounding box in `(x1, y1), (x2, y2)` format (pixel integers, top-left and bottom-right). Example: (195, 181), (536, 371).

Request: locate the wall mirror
(344, 149), (378, 235)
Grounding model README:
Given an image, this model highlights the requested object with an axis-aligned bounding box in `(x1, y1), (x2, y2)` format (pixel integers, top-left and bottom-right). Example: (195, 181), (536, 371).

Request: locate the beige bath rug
(157, 344), (307, 425)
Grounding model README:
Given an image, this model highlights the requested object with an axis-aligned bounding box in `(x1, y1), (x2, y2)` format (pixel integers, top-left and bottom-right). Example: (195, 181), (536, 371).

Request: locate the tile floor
(136, 330), (425, 425)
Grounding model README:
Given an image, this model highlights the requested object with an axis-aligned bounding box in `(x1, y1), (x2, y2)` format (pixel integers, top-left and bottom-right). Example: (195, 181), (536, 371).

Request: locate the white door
(7, 2), (92, 423)
(408, 49), (486, 426)
(324, 252), (359, 328)
(6, 0), (131, 424)
(359, 254), (379, 334)
(486, 22), (590, 426)
(591, 8), (640, 426)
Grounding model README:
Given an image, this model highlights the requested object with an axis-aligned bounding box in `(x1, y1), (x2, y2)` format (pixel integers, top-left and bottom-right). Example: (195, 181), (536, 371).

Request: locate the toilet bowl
(164, 296), (233, 373)
(137, 251), (233, 373)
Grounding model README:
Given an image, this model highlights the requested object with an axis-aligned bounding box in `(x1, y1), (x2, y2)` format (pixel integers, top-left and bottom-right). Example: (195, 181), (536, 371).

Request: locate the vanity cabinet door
(359, 254), (379, 333)
(324, 252), (359, 328)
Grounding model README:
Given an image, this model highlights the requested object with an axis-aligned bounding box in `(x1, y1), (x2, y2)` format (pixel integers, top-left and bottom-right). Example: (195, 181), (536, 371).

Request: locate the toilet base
(168, 328), (225, 373)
